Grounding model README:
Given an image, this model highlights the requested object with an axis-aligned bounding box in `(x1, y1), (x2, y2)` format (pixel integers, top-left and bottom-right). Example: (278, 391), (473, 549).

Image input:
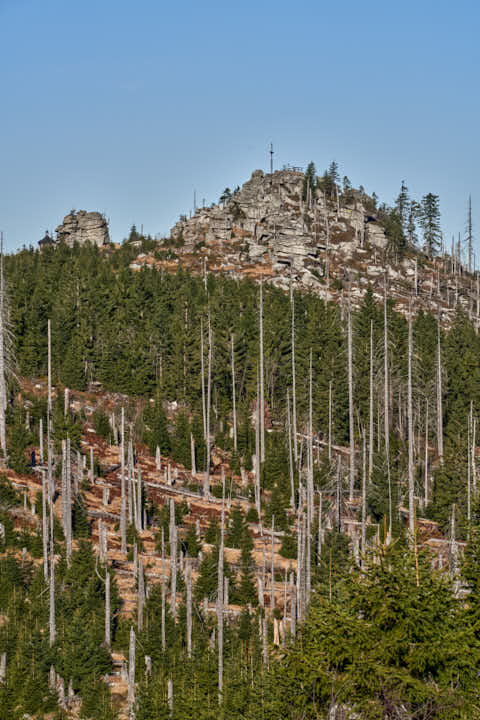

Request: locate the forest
(1, 237), (480, 719)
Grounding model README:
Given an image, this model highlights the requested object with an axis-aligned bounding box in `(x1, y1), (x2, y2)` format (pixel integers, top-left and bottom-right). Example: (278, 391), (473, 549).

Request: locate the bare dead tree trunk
(169, 499), (177, 618)
(136, 466), (143, 532)
(424, 398), (429, 506)
(317, 491), (323, 564)
(408, 303), (415, 537)
(262, 616), (268, 666)
(231, 334), (237, 452)
(120, 408), (127, 554)
(308, 348), (314, 524)
(89, 446), (94, 484)
(167, 678), (173, 716)
(49, 535), (55, 647)
(259, 281), (265, 463)
(306, 505), (311, 608)
(203, 314), (212, 497)
(42, 470), (49, 582)
(369, 320), (374, 485)
(0, 652), (5, 683)
(468, 405), (472, 524)
(39, 418), (44, 464)
(105, 569), (111, 648)
(128, 437), (134, 525)
(384, 279), (392, 532)
(186, 560), (192, 658)
(287, 389), (295, 509)
(270, 517), (275, 613)
(0, 246), (14, 460)
(201, 318), (207, 442)
(450, 504), (458, 579)
(190, 433), (196, 476)
(217, 479), (225, 703)
(290, 573), (296, 636)
(361, 432), (367, 556)
(473, 414), (477, 497)
(437, 321), (444, 464)
(291, 295), (298, 464)
(128, 627), (136, 717)
(328, 380), (333, 462)
(138, 556), (145, 632)
(47, 321), (54, 502)
(255, 371), (261, 523)
(161, 527), (166, 651)
(296, 502), (303, 623)
(347, 295), (355, 499)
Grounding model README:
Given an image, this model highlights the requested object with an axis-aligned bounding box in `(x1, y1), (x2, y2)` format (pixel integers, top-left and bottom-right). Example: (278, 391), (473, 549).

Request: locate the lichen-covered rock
(56, 210), (109, 247)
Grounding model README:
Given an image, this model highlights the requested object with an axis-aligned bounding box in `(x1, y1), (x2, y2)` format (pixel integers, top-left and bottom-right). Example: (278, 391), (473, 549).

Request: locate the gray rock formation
(56, 210), (109, 247)
(169, 168), (387, 287)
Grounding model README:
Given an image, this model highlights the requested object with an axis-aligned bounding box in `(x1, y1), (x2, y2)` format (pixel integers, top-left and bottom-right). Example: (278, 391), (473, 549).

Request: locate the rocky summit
(135, 168), (477, 324)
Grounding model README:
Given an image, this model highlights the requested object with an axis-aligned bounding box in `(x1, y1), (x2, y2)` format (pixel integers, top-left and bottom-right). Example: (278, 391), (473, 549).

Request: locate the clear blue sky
(1, 0), (479, 257)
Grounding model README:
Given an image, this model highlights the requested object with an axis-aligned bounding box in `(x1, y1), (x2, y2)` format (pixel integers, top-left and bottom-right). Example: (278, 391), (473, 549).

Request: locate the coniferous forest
(2, 235), (480, 720)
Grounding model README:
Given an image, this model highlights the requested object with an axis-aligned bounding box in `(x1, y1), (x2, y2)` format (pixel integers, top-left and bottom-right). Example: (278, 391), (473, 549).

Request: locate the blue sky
(0, 0), (479, 257)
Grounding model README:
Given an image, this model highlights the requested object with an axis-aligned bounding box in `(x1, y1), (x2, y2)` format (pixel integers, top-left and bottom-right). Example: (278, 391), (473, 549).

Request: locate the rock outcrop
(56, 210), (109, 247)
(127, 167), (478, 326)
(170, 169), (388, 290)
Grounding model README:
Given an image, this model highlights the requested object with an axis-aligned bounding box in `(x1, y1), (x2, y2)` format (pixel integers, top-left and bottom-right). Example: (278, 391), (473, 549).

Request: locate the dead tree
(368, 320), (374, 484)
(231, 333), (237, 451)
(47, 321), (54, 501)
(217, 479), (225, 703)
(270, 517), (275, 612)
(105, 569), (111, 648)
(287, 389), (295, 509)
(190, 433), (196, 476)
(161, 528), (166, 651)
(128, 437), (134, 524)
(347, 294), (355, 499)
(203, 314), (212, 497)
(254, 371), (261, 521)
(467, 194), (473, 274)
(49, 534), (55, 647)
(128, 627), (136, 716)
(308, 349), (314, 524)
(384, 278), (392, 532)
(0, 235), (13, 459)
(120, 408), (127, 554)
(291, 294), (298, 463)
(39, 418), (44, 464)
(169, 499), (177, 618)
(136, 466), (143, 532)
(42, 470), (49, 582)
(201, 318), (206, 442)
(186, 560), (192, 658)
(259, 281), (265, 463)
(358, 435), (365, 562)
(408, 303), (415, 536)
(424, 398), (429, 506)
(138, 556), (145, 632)
(437, 319), (444, 464)
(328, 380), (333, 462)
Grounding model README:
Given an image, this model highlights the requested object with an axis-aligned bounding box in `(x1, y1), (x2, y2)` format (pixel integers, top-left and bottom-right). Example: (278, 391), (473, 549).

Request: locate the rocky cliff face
(155, 168), (475, 324)
(170, 168), (388, 291)
(56, 210), (110, 247)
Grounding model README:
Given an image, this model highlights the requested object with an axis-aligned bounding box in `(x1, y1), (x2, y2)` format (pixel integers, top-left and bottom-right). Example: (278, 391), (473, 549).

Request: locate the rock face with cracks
(56, 210), (110, 247)
(168, 168), (393, 299)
